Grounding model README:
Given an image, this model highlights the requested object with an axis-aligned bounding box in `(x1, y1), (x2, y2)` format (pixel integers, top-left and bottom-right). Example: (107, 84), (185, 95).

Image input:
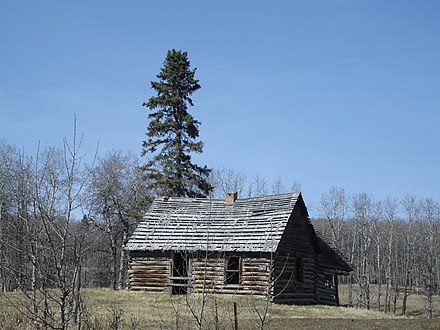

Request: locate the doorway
(171, 252), (190, 295)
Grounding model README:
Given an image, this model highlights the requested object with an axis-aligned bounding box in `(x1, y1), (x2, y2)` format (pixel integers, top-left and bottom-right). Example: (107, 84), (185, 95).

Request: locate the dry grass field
(338, 284), (440, 318)
(1, 287), (439, 329)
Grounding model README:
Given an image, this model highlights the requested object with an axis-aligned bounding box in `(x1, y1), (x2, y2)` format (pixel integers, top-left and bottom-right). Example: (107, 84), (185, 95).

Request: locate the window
(225, 256), (241, 285)
(295, 257), (304, 283)
(324, 274), (336, 289)
(171, 252), (190, 295)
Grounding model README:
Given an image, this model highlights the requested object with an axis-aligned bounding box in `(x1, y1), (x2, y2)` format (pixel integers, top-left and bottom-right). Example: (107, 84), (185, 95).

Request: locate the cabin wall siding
(315, 267), (339, 305)
(127, 216), (342, 305)
(272, 204), (321, 304)
(126, 195), (348, 306)
(192, 255), (271, 296)
(128, 252), (170, 292)
(128, 252), (272, 296)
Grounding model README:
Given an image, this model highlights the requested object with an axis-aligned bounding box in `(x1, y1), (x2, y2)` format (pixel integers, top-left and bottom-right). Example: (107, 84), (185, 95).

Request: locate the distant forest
(1, 140), (439, 321)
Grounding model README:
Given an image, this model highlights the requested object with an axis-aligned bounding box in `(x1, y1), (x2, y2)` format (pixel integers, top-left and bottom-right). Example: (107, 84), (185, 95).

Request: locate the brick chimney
(225, 192), (238, 205)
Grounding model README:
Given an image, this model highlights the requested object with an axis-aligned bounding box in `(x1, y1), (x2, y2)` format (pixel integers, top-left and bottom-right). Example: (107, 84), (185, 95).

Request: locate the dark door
(172, 252), (189, 294)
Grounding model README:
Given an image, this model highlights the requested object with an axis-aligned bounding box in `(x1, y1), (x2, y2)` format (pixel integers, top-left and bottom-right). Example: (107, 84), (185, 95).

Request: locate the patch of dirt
(268, 318), (440, 330)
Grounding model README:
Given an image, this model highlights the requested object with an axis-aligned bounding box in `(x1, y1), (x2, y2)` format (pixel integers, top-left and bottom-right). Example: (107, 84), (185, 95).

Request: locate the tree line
(1, 139), (439, 322)
(0, 135), (297, 327)
(0, 133), (151, 327)
(315, 186), (440, 318)
(0, 136), (296, 291)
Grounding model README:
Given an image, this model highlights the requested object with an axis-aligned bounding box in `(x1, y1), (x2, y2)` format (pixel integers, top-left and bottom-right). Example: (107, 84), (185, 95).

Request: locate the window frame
(224, 256), (242, 285)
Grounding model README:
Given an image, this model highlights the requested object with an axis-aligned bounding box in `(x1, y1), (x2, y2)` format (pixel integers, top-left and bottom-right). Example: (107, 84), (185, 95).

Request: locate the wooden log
(129, 286), (167, 292)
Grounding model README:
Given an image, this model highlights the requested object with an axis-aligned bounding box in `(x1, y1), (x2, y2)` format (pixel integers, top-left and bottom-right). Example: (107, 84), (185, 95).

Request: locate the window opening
(225, 256), (241, 285)
(324, 274), (335, 288)
(172, 252), (189, 294)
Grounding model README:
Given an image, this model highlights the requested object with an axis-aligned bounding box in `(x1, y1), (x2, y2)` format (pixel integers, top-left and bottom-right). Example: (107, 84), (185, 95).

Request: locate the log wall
(191, 254), (271, 296)
(128, 254), (340, 305)
(128, 251), (272, 296)
(272, 205), (322, 304)
(315, 268), (339, 305)
(128, 252), (170, 292)
(127, 197), (343, 306)
(272, 254), (317, 304)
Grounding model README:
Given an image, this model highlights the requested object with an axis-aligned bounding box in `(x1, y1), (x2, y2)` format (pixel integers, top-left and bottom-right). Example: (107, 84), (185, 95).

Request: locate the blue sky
(1, 0), (439, 215)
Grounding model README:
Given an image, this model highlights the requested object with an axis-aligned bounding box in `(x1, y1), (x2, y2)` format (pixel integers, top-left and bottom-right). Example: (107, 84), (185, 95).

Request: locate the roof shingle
(126, 193), (300, 252)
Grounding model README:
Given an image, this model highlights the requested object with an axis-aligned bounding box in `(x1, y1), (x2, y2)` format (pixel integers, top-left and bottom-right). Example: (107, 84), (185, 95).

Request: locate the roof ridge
(154, 192), (300, 203)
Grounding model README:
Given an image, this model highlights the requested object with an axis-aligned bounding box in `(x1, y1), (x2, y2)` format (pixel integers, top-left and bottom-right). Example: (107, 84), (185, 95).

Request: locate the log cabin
(125, 192), (351, 305)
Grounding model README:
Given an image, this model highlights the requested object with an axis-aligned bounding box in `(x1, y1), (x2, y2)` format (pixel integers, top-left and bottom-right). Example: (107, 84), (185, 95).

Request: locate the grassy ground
(1, 288), (440, 329)
(338, 284), (440, 318)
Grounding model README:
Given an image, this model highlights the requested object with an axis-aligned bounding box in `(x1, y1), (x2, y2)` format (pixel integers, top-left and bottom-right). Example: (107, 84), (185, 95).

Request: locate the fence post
(233, 301), (238, 330)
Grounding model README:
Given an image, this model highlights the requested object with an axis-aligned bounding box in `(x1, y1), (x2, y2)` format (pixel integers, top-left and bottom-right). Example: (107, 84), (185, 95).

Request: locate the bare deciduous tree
(87, 150), (150, 290)
(210, 167), (246, 199)
(351, 193), (382, 309)
(401, 194), (420, 316)
(271, 177), (285, 195)
(320, 186), (348, 250)
(247, 174), (267, 198)
(382, 196), (399, 314)
(417, 198), (439, 318)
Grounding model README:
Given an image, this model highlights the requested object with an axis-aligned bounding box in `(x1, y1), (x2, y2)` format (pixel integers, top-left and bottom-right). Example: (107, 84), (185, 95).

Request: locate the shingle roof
(126, 193), (301, 253)
(315, 232), (352, 273)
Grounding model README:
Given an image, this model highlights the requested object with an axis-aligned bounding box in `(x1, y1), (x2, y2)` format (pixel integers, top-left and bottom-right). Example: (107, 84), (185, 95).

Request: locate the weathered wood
(128, 255), (170, 290)
(126, 193), (299, 253)
(126, 193), (352, 305)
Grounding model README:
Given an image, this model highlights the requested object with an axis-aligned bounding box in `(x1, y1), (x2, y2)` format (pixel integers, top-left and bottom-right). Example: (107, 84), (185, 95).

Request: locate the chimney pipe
(226, 192), (238, 205)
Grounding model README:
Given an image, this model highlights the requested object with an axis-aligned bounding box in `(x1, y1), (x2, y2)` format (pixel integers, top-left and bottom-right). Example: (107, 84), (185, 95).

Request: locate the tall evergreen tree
(141, 49), (212, 198)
